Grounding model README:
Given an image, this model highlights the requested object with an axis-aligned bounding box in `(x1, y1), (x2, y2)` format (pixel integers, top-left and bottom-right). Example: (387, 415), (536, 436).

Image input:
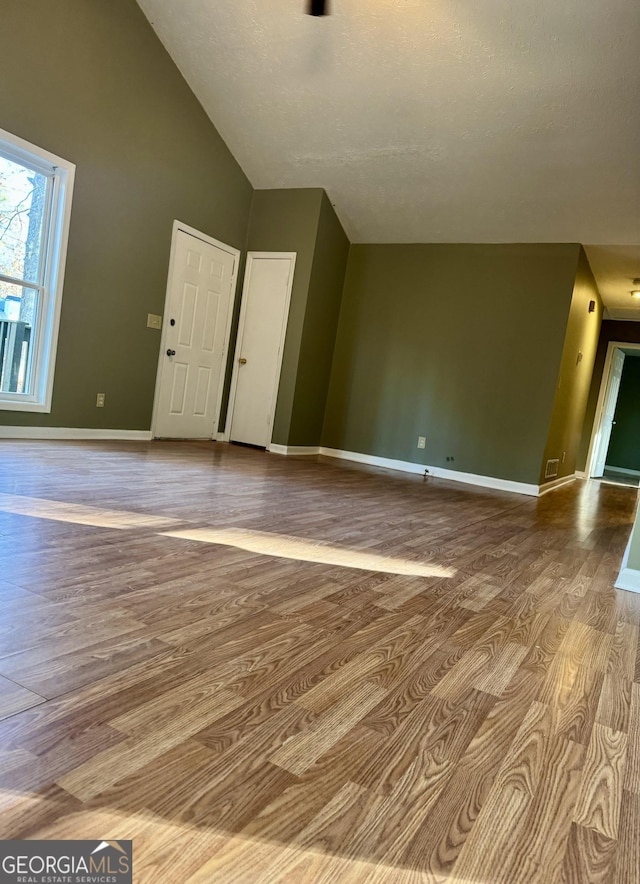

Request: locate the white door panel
(229, 254), (295, 448)
(592, 348), (625, 477)
(155, 228), (237, 439)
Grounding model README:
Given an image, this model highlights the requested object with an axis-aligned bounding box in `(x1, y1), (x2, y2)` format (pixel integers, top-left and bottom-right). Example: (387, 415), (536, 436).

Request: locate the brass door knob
(239, 357), (247, 365)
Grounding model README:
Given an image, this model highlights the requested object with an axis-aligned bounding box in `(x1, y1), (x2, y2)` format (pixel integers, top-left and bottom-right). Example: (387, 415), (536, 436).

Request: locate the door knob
(167, 349), (176, 357)
(239, 357), (247, 364)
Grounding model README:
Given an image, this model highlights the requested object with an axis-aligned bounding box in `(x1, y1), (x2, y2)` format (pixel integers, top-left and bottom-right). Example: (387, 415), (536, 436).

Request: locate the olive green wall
(0, 0), (252, 430)
(606, 356), (640, 472)
(628, 516), (640, 572)
(288, 193), (350, 446)
(577, 321), (640, 472)
(322, 244), (580, 484)
(539, 248), (602, 484)
(244, 188), (325, 444)
(0, 0), (606, 475)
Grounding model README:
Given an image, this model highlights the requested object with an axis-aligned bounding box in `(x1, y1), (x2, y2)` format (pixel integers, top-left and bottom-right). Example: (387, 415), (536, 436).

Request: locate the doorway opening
(586, 341), (640, 488)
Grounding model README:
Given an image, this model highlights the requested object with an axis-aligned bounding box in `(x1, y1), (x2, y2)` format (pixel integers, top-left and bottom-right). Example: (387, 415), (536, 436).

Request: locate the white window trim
(0, 127), (75, 412)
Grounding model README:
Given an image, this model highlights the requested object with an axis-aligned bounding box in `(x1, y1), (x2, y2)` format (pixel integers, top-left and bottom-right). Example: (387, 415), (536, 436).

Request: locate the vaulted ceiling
(137, 0), (640, 315)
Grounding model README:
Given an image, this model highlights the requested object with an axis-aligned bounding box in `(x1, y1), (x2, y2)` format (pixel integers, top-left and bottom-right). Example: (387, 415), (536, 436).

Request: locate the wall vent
(545, 459), (560, 479)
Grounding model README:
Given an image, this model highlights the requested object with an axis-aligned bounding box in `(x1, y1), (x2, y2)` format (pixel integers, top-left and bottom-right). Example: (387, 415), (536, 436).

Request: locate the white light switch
(147, 313), (162, 330)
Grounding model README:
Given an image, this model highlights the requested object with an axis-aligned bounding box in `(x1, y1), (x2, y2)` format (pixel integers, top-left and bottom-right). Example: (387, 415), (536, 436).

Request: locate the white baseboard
(318, 447), (541, 496)
(215, 432), (226, 442)
(426, 463), (541, 496)
(538, 473), (577, 495)
(319, 446), (426, 476)
(605, 465), (640, 477)
(575, 470), (587, 479)
(615, 568), (640, 593)
(614, 532), (640, 593)
(269, 444), (320, 456)
(0, 426), (152, 441)
(201, 438), (576, 498)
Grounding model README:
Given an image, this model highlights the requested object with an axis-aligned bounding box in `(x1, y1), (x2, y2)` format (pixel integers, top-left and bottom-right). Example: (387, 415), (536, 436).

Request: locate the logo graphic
(92, 841), (129, 857)
(0, 840), (132, 884)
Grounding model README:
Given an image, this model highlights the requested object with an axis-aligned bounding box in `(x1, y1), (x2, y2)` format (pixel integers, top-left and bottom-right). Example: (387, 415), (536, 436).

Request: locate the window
(0, 128), (74, 412)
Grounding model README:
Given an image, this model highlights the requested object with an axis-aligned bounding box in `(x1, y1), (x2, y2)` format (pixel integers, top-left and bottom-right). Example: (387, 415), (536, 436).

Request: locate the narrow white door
(592, 348), (626, 477)
(228, 253), (296, 448)
(154, 228), (238, 439)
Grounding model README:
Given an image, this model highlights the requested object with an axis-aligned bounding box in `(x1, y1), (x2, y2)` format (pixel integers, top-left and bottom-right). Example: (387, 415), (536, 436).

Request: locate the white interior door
(228, 253), (296, 448)
(592, 348), (626, 477)
(154, 226), (238, 439)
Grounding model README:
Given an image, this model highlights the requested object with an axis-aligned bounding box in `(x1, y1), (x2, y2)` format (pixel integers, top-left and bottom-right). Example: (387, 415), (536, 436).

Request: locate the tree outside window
(0, 129), (74, 412)
(0, 155), (48, 393)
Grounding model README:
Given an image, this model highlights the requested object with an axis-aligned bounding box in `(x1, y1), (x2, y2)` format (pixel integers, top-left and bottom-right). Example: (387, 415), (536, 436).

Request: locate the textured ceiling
(137, 0), (640, 309)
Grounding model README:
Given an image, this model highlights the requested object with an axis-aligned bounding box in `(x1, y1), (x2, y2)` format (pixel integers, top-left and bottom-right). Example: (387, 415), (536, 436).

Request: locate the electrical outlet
(147, 313), (162, 330)
(417, 436), (426, 449)
(96, 393), (105, 408)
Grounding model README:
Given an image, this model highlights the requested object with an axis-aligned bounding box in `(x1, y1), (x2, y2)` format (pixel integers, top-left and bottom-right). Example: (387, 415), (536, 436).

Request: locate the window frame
(0, 127), (75, 412)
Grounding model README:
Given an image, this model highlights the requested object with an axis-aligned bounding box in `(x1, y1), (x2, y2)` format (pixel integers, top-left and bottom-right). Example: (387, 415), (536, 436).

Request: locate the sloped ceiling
(137, 0), (640, 312)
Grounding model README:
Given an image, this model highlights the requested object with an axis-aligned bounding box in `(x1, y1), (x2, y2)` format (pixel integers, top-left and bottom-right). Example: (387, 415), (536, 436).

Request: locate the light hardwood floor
(0, 440), (639, 882)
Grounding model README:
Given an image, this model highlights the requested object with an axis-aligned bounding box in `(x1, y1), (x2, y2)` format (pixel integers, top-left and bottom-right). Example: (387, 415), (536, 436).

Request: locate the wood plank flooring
(0, 439), (639, 882)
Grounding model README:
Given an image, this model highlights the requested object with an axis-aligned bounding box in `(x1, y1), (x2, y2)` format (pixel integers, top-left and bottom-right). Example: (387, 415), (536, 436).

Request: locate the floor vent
(545, 459), (560, 479)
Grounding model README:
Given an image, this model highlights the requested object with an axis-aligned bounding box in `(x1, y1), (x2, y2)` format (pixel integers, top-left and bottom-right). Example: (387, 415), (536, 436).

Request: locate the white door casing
(591, 347), (626, 477)
(227, 252), (296, 448)
(153, 222), (239, 439)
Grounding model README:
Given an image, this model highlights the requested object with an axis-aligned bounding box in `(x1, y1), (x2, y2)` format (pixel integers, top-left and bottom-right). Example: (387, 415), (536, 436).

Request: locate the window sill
(0, 399), (51, 413)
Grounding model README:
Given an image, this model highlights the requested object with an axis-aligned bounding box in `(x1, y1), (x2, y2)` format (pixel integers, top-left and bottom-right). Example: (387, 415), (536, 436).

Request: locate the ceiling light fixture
(308, 0), (329, 15)
(632, 279), (640, 299)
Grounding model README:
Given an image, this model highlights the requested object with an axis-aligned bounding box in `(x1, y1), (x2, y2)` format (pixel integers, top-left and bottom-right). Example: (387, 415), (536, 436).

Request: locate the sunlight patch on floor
(0, 493), (455, 578)
(161, 527), (456, 578)
(0, 493), (181, 530)
(3, 799), (435, 883)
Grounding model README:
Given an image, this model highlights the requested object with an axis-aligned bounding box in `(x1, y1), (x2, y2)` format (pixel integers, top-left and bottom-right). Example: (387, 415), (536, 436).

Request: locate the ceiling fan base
(308, 0), (328, 15)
